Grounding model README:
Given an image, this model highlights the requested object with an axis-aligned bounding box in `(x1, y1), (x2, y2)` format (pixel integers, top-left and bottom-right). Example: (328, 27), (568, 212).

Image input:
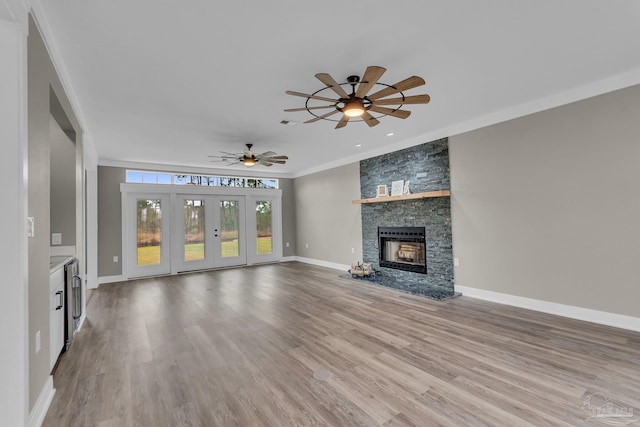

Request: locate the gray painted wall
(279, 178), (296, 257)
(450, 83), (640, 317)
(49, 115), (76, 246)
(294, 162), (363, 266)
(97, 166), (296, 276)
(97, 166), (125, 277)
(28, 16), (84, 410)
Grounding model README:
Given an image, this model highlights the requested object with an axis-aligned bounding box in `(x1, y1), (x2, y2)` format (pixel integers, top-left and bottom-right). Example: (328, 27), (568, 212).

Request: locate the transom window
(126, 170), (278, 189)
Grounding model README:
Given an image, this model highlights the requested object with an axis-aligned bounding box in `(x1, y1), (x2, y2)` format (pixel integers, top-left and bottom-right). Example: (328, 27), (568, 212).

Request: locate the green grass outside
(257, 236), (272, 255)
(137, 245), (161, 266)
(137, 237), (272, 266)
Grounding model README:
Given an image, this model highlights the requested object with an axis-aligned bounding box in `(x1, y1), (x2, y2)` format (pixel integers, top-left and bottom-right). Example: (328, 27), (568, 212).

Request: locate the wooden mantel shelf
(352, 190), (451, 204)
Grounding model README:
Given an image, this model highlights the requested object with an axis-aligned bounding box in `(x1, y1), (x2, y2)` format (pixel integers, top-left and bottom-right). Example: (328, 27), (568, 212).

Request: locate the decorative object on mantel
(284, 65), (431, 129)
(403, 180), (411, 195)
(391, 180), (404, 197)
(376, 185), (388, 197)
(352, 189), (450, 204)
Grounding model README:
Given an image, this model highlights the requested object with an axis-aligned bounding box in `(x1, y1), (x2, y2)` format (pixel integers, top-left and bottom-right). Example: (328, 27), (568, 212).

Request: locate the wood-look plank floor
(43, 262), (640, 426)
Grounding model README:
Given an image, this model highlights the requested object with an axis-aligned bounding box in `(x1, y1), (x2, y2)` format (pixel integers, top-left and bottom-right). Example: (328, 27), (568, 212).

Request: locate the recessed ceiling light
(355, 144), (362, 147)
(386, 132), (394, 136)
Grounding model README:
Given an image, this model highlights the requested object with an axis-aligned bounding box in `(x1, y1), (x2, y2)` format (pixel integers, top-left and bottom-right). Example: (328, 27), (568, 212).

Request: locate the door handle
(55, 291), (63, 310)
(72, 275), (83, 320)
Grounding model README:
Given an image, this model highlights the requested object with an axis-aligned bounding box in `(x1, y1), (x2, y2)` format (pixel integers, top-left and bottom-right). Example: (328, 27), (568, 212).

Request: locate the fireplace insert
(378, 226), (427, 274)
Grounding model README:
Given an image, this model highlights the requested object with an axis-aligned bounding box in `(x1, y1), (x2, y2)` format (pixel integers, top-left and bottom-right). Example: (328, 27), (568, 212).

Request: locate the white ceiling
(38, 1), (640, 177)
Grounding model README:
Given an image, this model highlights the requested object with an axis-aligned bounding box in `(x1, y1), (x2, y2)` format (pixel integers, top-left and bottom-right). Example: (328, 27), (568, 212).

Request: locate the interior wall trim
(293, 256), (350, 273)
(27, 376), (54, 427)
(293, 67), (640, 179)
(456, 285), (640, 333)
(97, 275), (126, 286)
(29, 1), (91, 141)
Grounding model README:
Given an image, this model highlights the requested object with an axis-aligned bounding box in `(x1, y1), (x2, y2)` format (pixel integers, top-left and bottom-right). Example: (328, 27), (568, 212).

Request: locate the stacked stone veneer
(360, 138), (454, 292)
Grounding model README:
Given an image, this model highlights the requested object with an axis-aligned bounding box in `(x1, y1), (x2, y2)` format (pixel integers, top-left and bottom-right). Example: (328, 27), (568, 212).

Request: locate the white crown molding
(293, 66), (640, 179)
(0, 0), (29, 28)
(456, 285), (640, 333)
(99, 158), (295, 179)
(28, 0), (94, 147)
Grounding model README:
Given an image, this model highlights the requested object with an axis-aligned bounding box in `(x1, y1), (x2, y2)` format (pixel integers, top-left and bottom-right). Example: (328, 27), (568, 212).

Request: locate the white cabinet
(49, 268), (65, 371)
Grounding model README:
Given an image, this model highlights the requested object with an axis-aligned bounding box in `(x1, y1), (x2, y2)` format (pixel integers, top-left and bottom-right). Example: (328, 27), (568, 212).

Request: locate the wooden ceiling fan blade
(284, 105), (335, 112)
(315, 73), (350, 98)
(304, 109), (341, 123)
(361, 112), (380, 127)
(258, 160), (274, 167)
(373, 94), (431, 106)
(266, 159), (286, 164)
(368, 105), (411, 119)
(335, 115), (349, 129)
(367, 76), (426, 101)
(355, 66), (386, 98)
(211, 159), (241, 164)
(266, 155), (288, 160)
(285, 91), (338, 103)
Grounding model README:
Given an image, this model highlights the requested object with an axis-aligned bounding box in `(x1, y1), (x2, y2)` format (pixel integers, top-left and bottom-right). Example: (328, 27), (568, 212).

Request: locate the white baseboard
(76, 312), (86, 332)
(293, 256), (350, 272)
(98, 275), (126, 285)
(456, 285), (640, 333)
(280, 256), (296, 262)
(28, 376), (54, 427)
(49, 246), (75, 257)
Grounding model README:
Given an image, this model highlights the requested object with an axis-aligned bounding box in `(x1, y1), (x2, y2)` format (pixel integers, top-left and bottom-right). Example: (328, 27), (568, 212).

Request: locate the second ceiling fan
(208, 144), (288, 168)
(285, 65), (430, 129)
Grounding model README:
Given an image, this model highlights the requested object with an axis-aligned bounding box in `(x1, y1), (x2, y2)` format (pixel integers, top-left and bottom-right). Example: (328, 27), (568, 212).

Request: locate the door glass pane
(184, 199), (205, 261)
(220, 200), (239, 258)
(136, 199), (162, 266)
(256, 201), (272, 255)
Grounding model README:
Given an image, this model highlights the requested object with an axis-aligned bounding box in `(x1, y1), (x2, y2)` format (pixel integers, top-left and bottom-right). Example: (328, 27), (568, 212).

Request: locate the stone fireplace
(359, 138), (454, 295)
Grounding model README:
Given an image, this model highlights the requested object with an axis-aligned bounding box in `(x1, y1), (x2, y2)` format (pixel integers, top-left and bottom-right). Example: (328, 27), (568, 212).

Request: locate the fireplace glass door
(378, 227), (427, 274)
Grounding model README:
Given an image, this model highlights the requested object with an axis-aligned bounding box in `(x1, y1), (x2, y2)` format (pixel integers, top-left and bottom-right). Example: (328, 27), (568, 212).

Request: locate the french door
(125, 193), (172, 278)
(172, 195), (247, 273)
(246, 195), (281, 265)
(123, 186), (282, 279)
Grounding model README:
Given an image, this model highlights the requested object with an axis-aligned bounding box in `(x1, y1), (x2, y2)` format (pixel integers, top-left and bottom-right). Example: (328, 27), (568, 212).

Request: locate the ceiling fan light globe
(243, 158), (256, 167)
(343, 99), (365, 117)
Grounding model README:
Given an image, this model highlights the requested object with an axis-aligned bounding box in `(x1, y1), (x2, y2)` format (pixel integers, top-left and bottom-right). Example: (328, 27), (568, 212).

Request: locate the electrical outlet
(285, 242), (290, 248)
(52, 233), (62, 245)
(35, 330), (41, 354)
(351, 248), (355, 254)
(305, 243), (309, 249)
(453, 258), (460, 267)
(27, 217), (35, 237)
(113, 255), (119, 263)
